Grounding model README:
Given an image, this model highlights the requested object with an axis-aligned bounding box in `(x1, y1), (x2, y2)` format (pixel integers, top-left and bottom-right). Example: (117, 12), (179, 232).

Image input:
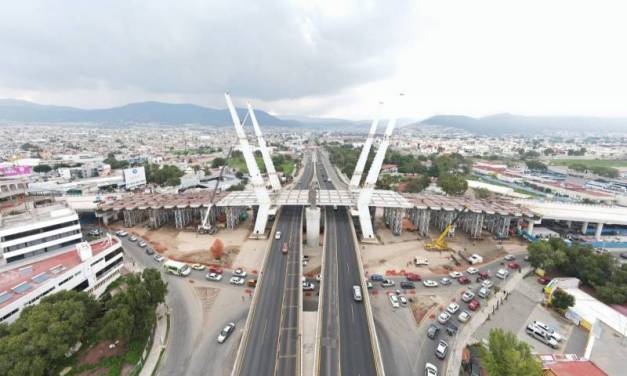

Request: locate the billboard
(0, 166), (32, 177)
(123, 166), (147, 189)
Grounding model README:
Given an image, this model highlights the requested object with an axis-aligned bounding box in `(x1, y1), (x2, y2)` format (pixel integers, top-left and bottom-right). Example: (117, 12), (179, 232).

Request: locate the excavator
(425, 206), (468, 251)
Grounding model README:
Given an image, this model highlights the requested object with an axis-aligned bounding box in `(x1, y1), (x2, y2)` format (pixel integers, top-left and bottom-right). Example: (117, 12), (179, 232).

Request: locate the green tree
(527, 241), (567, 270)
(525, 160), (547, 171)
(437, 174), (468, 195)
(551, 289), (575, 311)
(480, 328), (542, 376)
(33, 164), (52, 173)
(404, 176), (430, 193)
(474, 187), (490, 199)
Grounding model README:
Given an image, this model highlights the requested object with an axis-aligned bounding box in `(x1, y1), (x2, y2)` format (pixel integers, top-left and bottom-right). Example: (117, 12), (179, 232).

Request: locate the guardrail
(298, 208), (304, 376)
(230, 209), (283, 376)
(347, 214), (386, 376)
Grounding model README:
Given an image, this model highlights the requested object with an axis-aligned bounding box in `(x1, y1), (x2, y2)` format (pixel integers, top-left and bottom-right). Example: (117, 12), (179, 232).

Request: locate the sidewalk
(140, 303), (169, 376)
(446, 267), (531, 376)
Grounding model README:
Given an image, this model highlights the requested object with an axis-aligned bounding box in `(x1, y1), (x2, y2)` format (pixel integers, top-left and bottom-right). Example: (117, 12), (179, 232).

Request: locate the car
(230, 276), (245, 285)
(478, 271), (490, 280)
(457, 276), (471, 285)
(423, 279), (438, 288)
(233, 268), (247, 278)
(532, 321), (563, 342)
(399, 295), (408, 306)
(389, 294), (400, 308)
(315, 274), (321, 281)
(537, 277), (551, 285)
(461, 290), (475, 302)
(425, 362), (438, 376)
(446, 303), (460, 315)
(217, 322), (235, 343)
(457, 310), (471, 323)
(154, 254), (165, 263)
(370, 274), (385, 282)
(440, 277), (452, 286)
(481, 280), (494, 289)
(426, 324), (440, 339)
(446, 324), (458, 336)
(504, 254), (516, 261)
(209, 266), (224, 274)
(275, 231), (282, 240)
(477, 287), (491, 299)
(507, 262), (520, 270)
(414, 257), (429, 266)
(437, 312), (451, 324)
(406, 272), (422, 281)
(352, 285), (363, 301)
(435, 340), (449, 359)
(381, 279), (395, 288)
(247, 279), (257, 287)
(129, 236), (138, 242)
(282, 243), (288, 254)
(449, 271), (463, 279)
(191, 263), (206, 271)
(367, 281), (373, 289)
(138, 240), (147, 248)
(526, 324), (559, 348)
(88, 229), (101, 236)
(302, 259), (308, 266)
(400, 281), (416, 289)
(468, 299), (480, 311)
(145, 247), (155, 255)
(206, 272), (223, 281)
(115, 230), (128, 237)
(303, 281), (315, 291)
(466, 267), (479, 274)
(467, 254), (483, 265)
(496, 268), (509, 279)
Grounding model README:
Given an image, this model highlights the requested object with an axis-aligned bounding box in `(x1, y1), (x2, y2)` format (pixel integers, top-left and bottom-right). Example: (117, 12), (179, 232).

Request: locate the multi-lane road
(236, 156), (314, 376)
(317, 154), (378, 376)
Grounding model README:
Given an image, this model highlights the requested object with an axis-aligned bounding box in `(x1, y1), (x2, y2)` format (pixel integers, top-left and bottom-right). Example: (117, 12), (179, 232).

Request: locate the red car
(406, 272), (421, 281)
(458, 276), (471, 285)
(537, 277), (550, 285)
(209, 266), (224, 274)
(282, 243), (288, 254)
(468, 299), (480, 311)
(507, 262), (520, 270)
(478, 271), (490, 280)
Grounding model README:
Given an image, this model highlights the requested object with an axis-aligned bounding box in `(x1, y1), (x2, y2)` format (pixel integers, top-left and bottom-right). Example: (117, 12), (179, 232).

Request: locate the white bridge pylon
(225, 93), (272, 238)
(349, 115), (379, 190)
(247, 103), (282, 191)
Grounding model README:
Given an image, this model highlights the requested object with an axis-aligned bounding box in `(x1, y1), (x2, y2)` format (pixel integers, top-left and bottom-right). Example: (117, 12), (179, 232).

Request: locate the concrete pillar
(581, 221), (589, 235)
(527, 220), (535, 235)
(306, 207), (321, 246)
(595, 223), (603, 241)
(566, 221), (572, 228)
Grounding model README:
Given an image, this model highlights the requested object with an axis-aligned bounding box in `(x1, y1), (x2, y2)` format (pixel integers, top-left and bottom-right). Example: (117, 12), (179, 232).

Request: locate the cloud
(0, 0), (418, 104)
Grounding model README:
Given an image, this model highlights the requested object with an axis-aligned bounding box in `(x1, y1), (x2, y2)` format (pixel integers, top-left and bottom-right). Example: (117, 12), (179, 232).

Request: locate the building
(542, 359), (607, 376)
(0, 238), (124, 324)
(0, 204), (82, 265)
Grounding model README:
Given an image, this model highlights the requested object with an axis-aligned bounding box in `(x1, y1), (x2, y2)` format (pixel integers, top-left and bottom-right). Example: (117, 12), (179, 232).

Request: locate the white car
(389, 294), (400, 308)
(129, 236), (138, 242)
(440, 277), (452, 286)
(533, 321), (563, 342)
(458, 310), (471, 323)
(303, 281), (315, 291)
(315, 274), (321, 281)
(461, 290), (475, 302)
(481, 280), (494, 289)
(437, 311), (451, 324)
(275, 231), (282, 240)
(233, 268), (247, 278)
(206, 272), (223, 281)
(414, 257), (429, 266)
(138, 241), (147, 248)
(381, 279), (395, 288)
(191, 263), (206, 271)
(466, 267), (479, 274)
(446, 303), (460, 315)
(425, 362), (438, 376)
(449, 271), (463, 279)
(115, 230), (127, 237)
(423, 280), (438, 288)
(467, 254), (483, 265)
(399, 295), (408, 306)
(230, 276), (245, 285)
(217, 322), (235, 343)
(153, 254), (165, 263)
(504, 254), (516, 261)
(496, 268), (509, 279)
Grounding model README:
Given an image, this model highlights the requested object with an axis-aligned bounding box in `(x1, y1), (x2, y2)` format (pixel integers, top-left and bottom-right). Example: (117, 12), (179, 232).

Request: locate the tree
(480, 328), (543, 376)
(551, 289), (575, 311)
(474, 187), (490, 199)
(104, 152), (130, 169)
(211, 157), (226, 168)
(211, 239), (224, 260)
(404, 176), (430, 193)
(33, 164), (52, 173)
(527, 241), (566, 270)
(144, 163), (184, 186)
(437, 174), (468, 196)
(525, 160), (547, 171)
(142, 268), (168, 307)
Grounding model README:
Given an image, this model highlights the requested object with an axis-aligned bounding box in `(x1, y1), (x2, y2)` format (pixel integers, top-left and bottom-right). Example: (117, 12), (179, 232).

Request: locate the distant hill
(411, 113), (627, 135)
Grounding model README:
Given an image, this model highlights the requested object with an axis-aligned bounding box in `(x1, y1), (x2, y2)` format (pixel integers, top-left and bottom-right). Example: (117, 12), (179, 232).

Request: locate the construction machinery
(198, 147), (233, 234)
(425, 206), (468, 251)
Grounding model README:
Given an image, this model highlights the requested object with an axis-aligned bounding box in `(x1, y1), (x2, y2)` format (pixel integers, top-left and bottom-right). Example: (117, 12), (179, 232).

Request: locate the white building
(0, 238), (124, 324)
(0, 204), (82, 265)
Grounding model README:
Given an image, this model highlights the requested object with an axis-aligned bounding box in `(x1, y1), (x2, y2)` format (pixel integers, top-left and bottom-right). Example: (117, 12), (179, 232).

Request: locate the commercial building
(0, 238), (124, 324)
(0, 204), (82, 265)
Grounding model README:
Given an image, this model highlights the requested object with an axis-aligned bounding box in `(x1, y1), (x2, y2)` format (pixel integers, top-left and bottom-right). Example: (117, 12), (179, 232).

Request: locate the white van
(163, 260), (191, 277)
(352, 285), (363, 302)
(467, 254), (483, 265)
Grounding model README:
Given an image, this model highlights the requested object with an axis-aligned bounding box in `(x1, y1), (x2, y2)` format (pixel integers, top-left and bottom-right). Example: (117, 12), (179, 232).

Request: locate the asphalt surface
(236, 155), (314, 376)
(317, 154), (377, 376)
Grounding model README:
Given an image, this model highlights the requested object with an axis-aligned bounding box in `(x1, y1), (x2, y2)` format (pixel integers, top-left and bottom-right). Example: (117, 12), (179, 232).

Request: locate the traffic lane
(319, 211), (340, 376)
(336, 209), (377, 376)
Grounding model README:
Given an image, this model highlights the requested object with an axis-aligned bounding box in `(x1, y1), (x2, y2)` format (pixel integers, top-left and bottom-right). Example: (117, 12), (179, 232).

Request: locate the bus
(163, 260), (191, 276)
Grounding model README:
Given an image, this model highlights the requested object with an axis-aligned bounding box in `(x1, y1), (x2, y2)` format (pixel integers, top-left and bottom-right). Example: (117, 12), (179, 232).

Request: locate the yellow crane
(425, 206), (468, 251)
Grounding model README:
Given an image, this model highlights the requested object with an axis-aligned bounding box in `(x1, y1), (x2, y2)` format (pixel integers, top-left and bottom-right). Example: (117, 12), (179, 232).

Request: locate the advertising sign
(0, 166), (32, 177)
(123, 166), (147, 189)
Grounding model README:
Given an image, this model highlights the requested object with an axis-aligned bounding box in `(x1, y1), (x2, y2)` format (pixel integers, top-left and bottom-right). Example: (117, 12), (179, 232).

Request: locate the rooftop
(543, 360), (608, 376)
(0, 204), (76, 233)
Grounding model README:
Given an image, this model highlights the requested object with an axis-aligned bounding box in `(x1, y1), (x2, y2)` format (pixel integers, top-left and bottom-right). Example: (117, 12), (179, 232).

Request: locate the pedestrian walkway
(140, 303), (169, 376)
(446, 267), (531, 376)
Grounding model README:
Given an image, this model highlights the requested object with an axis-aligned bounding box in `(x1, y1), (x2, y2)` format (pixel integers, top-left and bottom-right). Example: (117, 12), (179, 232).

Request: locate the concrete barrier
(230, 209), (283, 376)
(298, 209), (304, 376)
(313, 209), (328, 376)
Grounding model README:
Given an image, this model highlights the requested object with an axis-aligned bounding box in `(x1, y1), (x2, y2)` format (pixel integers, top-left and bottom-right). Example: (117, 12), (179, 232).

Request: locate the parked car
(138, 240), (147, 248)
(230, 277), (245, 285)
(414, 257), (429, 266)
(468, 299), (480, 311)
(504, 254), (516, 261)
(449, 271), (463, 279)
(537, 277), (551, 285)
(466, 267), (479, 274)
(116, 230), (128, 237)
(423, 280), (438, 288)
(446, 303), (460, 315)
(457, 310), (471, 323)
(446, 324), (458, 336)
(507, 262), (520, 270)
(206, 272), (223, 282)
(389, 294), (400, 308)
(399, 295), (408, 306)
(370, 274), (385, 282)
(217, 322), (235, 343)
(526, 323), (559, 348)
(145, 247), (155, 255)
(477, 287), (491, 299)
(467, 254), (483, 265)
(191, 263), (206, 271)
(247, 279), (257, 287)
(209, 266), (224, 274)
(458, 276), (471, 285)
(427, 324), (440, 339)
(233, 268), (247, 278)
(381, 279), (395, 287)
(437, 312), (451, 324)
(496, 268), (509, 279)
(153, 254), (165, 263)
(478, 271), (490, 280)
(425, 362), (438, 376)
(129, 236), (138, 242)
(406, 272), (422, 281)
(461, 290), (475, 302)
(440, 277), (452, 286)
(435, 340), (449, 359)
(303, 281), (315, 291)
(367, 281), (373, 289)
(480, 280), (494, 290)
(532, 321), (563, 342)
(400, 281), (416, 289)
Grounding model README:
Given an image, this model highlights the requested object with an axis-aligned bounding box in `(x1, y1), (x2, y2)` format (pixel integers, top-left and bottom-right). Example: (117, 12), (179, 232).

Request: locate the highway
(236, 154), (313, 376)
(317, 153), (378, 376)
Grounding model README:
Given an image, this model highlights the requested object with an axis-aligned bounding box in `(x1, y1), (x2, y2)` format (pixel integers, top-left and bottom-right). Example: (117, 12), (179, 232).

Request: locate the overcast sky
(0, 0), (625, 120)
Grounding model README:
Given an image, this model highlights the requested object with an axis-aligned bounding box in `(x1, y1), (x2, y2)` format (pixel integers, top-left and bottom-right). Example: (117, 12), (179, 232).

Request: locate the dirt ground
(79, 340), (125, 366)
